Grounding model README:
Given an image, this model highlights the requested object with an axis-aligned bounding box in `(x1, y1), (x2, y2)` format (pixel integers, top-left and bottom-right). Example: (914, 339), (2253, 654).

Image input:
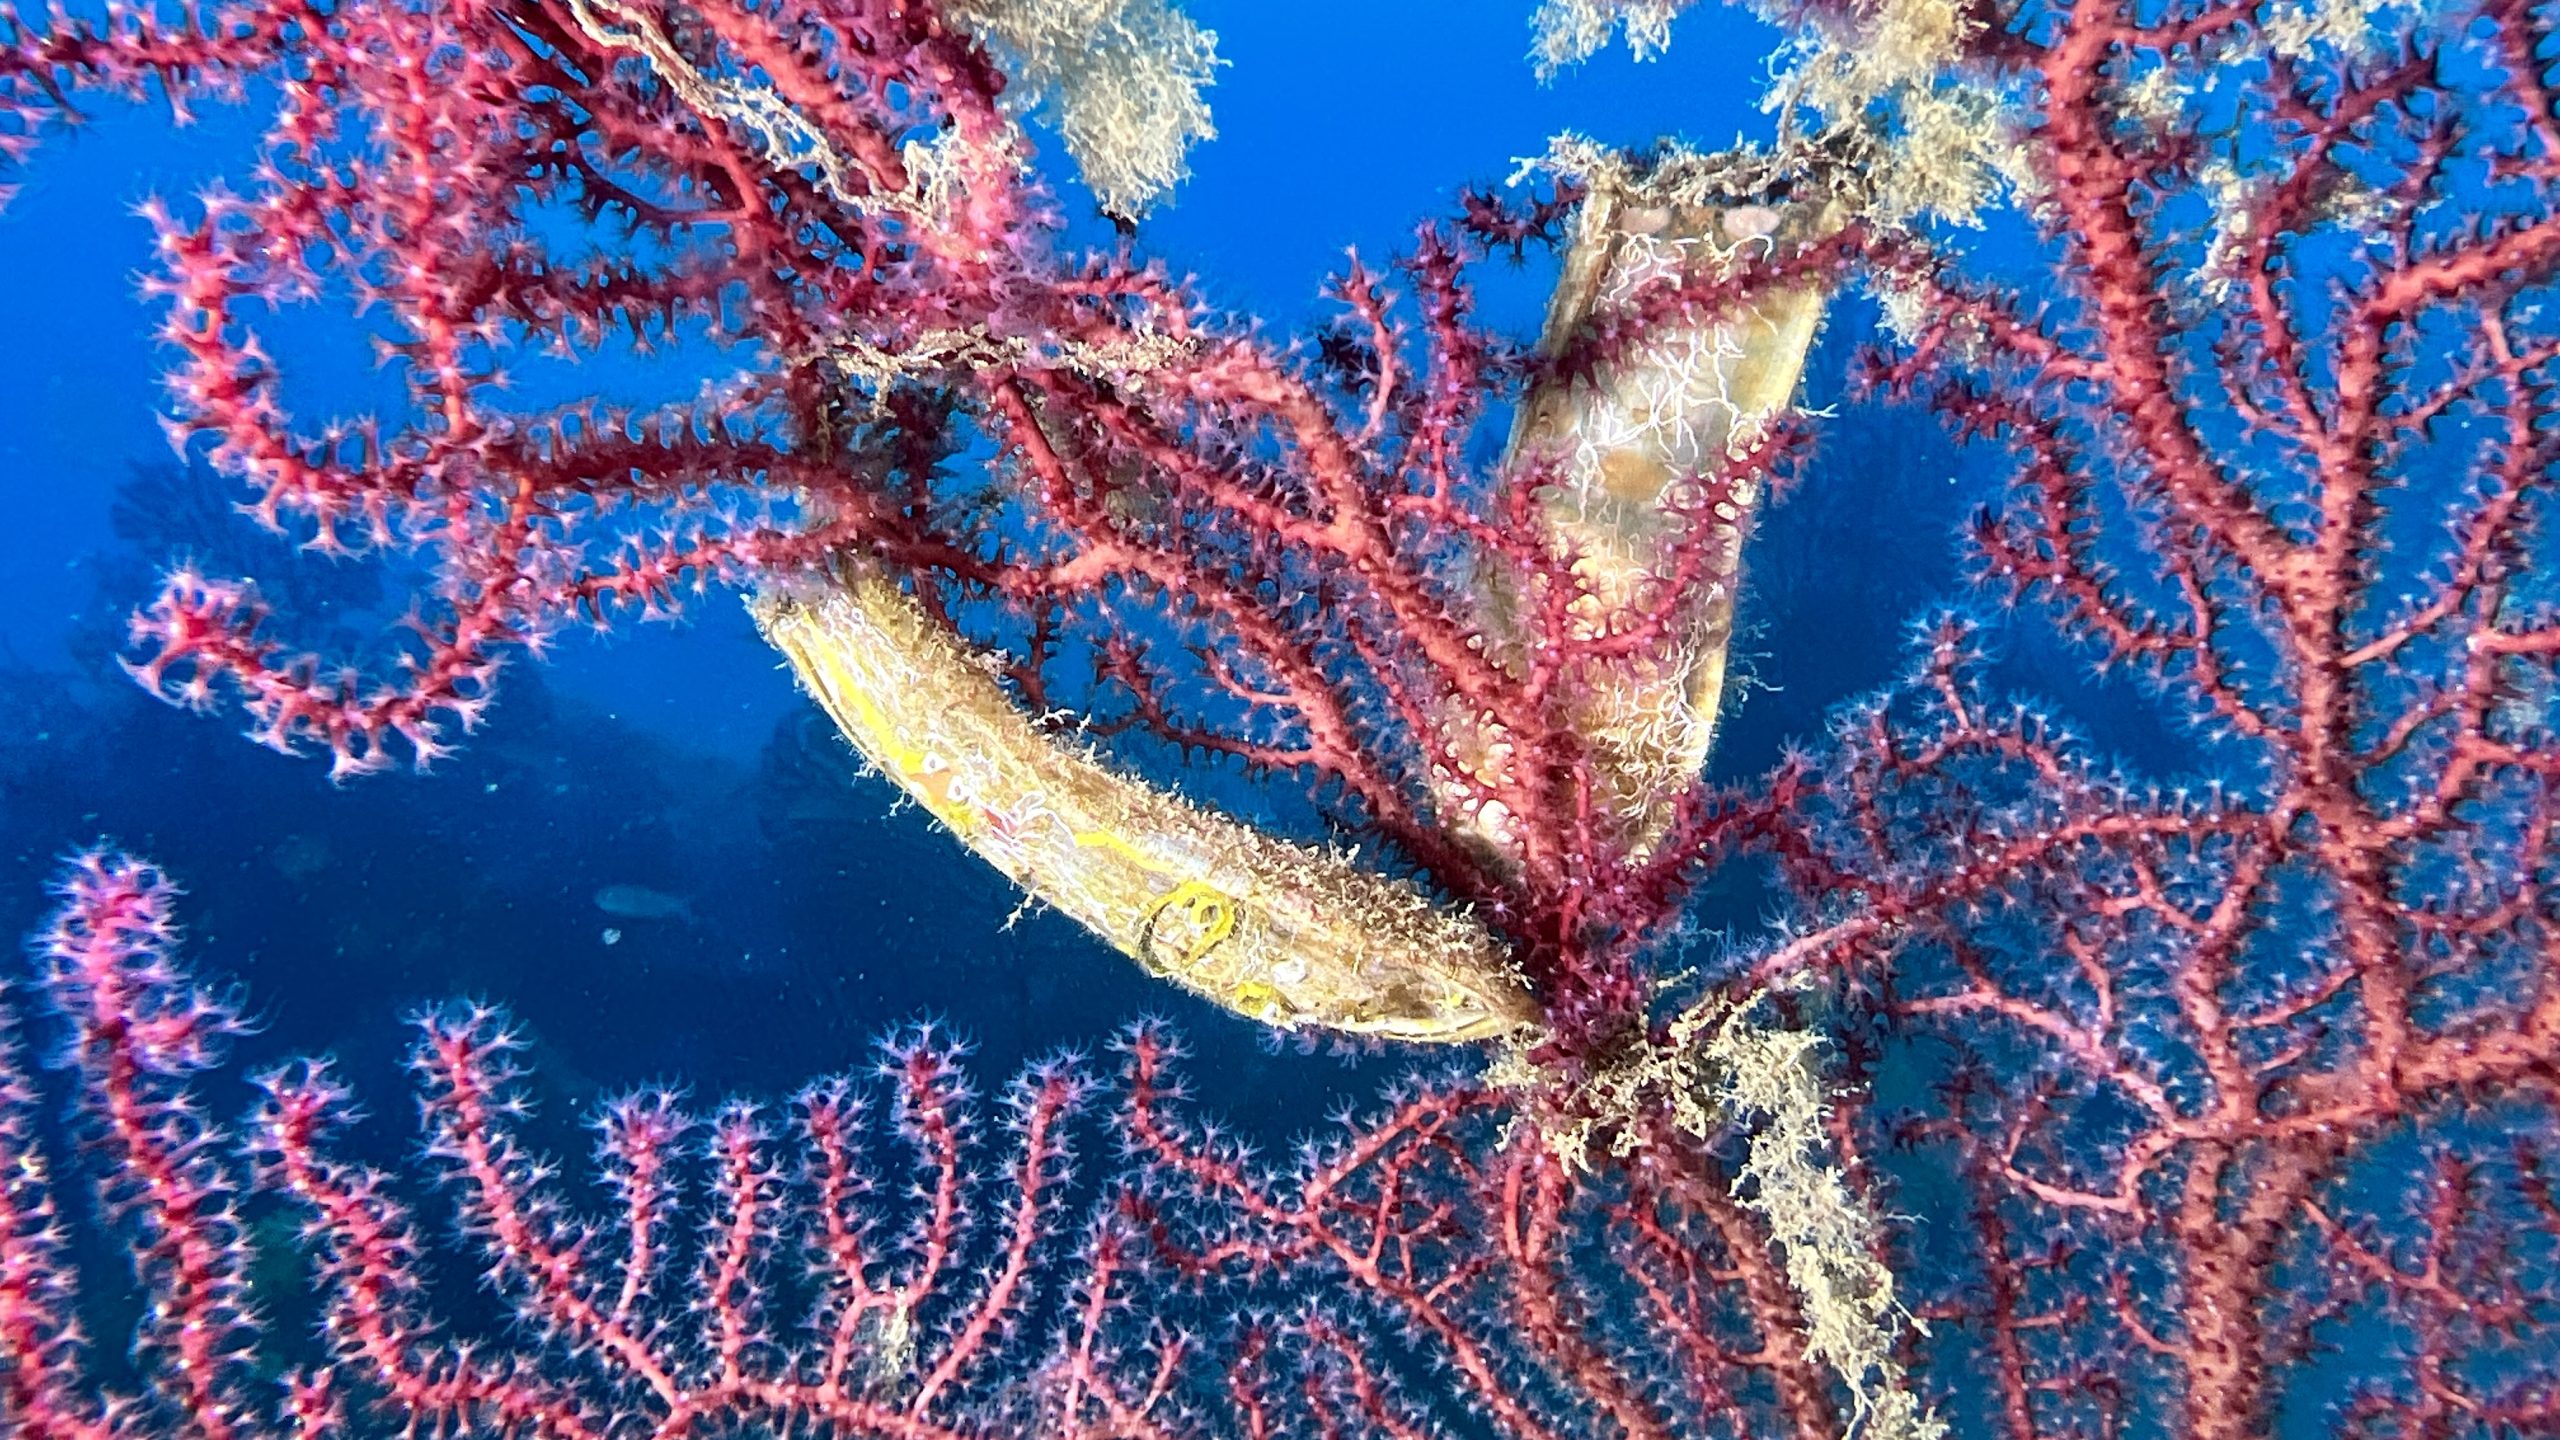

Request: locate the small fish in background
(266, 832), (333, 883)
(593, 884), (697, 926)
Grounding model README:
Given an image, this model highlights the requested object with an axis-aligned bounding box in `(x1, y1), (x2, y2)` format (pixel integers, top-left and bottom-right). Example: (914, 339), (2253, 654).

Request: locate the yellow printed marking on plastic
(1136, 879), (1240, 974)
(1228, 981), (1283, 1019)
(1069, 826), (1157, 868)
(792, 623), (987, 834)
(1068, 830), (1244, 972)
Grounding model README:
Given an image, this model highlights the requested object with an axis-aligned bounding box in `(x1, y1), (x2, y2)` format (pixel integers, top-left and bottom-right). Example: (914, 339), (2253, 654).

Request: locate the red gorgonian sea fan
(1, 853), (1896, 1440)
(6, 0), (2560, 1438)
(1704, 0), (2560, 1433)
(0, 850), (1228, 1439)
(2, 0), (1851, 1058)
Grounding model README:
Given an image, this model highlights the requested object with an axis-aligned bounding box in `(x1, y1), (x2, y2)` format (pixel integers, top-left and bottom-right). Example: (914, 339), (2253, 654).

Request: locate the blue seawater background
(0, 1), (2107, 1194)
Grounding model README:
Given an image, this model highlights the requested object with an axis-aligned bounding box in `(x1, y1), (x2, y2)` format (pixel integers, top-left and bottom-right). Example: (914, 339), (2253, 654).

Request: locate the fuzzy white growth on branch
(945, 0), (1222, 217)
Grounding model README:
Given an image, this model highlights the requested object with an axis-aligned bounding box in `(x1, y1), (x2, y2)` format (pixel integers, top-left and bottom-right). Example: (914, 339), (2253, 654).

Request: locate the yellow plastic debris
(756, 564), (1539, 1043)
